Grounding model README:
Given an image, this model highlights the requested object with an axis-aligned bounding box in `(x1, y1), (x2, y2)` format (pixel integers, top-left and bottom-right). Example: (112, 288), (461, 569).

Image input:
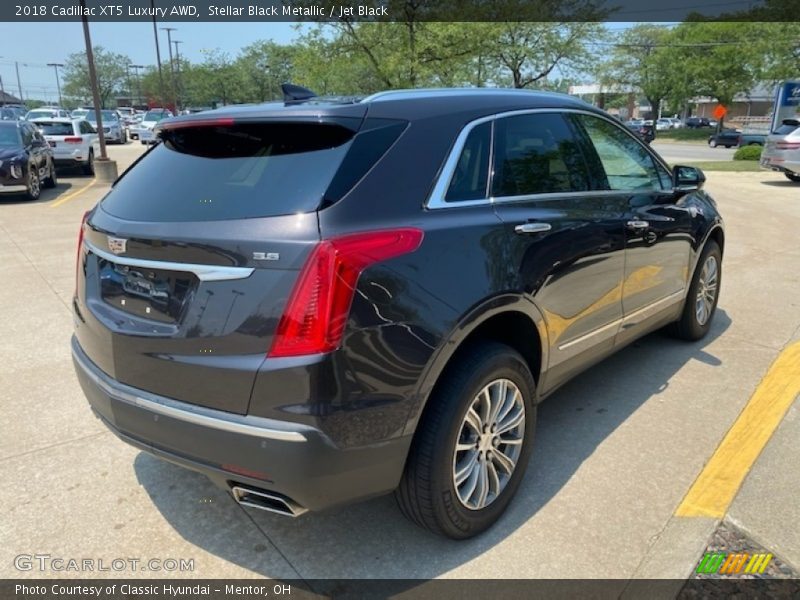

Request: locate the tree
(669, 22), (762, 127)
(236, 41), (296, 102)
(598, 24), (675, 119)
(62, 46), (131, 108)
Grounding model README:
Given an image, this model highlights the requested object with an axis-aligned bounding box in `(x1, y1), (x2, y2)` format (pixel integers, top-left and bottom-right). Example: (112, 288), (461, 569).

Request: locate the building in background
(0, 90), (23, 106)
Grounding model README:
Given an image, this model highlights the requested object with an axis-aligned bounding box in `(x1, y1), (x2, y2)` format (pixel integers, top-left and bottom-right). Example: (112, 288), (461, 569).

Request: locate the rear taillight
(268, 228), (424, 358)
(64, 137), (83, 143)
(776, 141), (800, 150)
(75, 211), (89, 294)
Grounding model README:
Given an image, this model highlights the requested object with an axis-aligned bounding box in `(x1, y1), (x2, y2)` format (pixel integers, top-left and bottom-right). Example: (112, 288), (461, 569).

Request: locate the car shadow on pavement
(0, 181), (75, 205)
(760, 180), (799, 188)
(135, 309), (731, 585)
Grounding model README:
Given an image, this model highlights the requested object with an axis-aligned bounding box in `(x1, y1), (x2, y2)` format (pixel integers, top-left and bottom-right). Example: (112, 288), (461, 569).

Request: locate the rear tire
(785, 173), (800, 183)
(669, 240), (722, 341)
(43, 160), (57, 189)
(395, 342), (536, 539)
(709, 139), (717, 148)
(82, 151), (94, 176)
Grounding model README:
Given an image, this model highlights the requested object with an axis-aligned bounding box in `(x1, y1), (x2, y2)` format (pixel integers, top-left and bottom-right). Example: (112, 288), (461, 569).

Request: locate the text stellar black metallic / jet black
(72, 88), (724, 539)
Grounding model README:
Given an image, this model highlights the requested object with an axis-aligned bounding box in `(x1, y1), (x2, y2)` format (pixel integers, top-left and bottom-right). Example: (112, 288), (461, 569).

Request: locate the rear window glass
(37, 122), (74, 136)
(101, 122), (355, 221)
(775, 121), (799, 135)
(27, 110), (57, 119)
(144, 111), (167, 121)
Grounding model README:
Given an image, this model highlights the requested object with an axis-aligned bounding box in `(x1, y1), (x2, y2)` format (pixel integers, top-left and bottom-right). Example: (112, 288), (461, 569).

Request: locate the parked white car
(25, 107), (71, 121)
(135, 108), (173, 144)
(31, 118), (100, 176)
(655, 118), (673, 131)
(762, 119), (800, 182)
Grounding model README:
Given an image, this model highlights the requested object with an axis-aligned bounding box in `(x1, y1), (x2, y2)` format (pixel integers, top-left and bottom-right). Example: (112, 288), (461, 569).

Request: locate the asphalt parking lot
(1, 142), (798, 583)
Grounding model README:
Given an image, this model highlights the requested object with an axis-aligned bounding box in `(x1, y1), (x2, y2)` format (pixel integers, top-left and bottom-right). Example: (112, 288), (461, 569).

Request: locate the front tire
(670, 240), (722, 341)
(709, 139), (717, 148)
(785, 173), (800, 183)
(25, 164), (41, 201)
(396, 342), (536, 539)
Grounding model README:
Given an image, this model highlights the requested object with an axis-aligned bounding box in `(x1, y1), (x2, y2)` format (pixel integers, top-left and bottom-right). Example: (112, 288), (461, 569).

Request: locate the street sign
(713, 104), (727, 120)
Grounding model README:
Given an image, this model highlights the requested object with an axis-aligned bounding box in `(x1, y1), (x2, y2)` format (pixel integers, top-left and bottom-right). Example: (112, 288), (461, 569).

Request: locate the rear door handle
(514, 222), (552, 235)
(626, 220), (649, 231)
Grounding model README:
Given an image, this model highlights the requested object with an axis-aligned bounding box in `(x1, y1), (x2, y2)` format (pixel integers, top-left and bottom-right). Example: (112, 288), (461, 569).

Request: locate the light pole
(46, 63), (64, 107)
(80, 0), (117, 180)
(160, 27), (177, 111)
(172, 40), (183, 111)
(151, 0), (165, 107)
(129, 64), (144, 107)
(15, 62), (23, 102)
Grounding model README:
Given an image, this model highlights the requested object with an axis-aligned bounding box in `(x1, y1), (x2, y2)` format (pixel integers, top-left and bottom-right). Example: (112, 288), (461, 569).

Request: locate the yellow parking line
(675, 340), (800, 518)
(50, 179), (97, 208)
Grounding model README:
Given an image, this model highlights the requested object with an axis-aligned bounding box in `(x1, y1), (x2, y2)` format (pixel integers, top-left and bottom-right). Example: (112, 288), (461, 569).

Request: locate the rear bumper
(71, 336), (410, 512)
(761, 156), (800, 175)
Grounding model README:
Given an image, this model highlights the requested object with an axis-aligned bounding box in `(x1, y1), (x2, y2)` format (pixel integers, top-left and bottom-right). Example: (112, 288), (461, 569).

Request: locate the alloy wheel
(29, 168), (40, 198)
(452, 378), (525, 510)
(695, 255), (718, 326)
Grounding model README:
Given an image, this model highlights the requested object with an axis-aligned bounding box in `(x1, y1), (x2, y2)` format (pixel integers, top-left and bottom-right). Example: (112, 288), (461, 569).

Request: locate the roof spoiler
(281, 83), (317, 104)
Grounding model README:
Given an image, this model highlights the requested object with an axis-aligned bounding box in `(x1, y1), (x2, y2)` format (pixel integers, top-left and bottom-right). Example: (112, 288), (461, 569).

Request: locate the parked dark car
(707, 128), (740, 148)
(0, 120), (57, 200)
(708, 129), (766, 148)
(72, 89), (725, 539)
(686, 117), (711, 128)
(626, 121), (655, 143)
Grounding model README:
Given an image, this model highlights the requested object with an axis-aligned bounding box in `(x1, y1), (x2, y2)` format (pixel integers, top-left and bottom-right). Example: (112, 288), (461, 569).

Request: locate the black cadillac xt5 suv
(72, 88), (724, 539)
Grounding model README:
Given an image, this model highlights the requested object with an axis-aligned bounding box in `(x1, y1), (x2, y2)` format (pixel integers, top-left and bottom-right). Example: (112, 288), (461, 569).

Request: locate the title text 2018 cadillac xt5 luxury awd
(72, 89), (724, 539)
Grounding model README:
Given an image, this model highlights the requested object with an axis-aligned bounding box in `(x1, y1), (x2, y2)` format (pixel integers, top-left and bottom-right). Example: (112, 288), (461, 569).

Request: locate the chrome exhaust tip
(231, 485), (307, 517)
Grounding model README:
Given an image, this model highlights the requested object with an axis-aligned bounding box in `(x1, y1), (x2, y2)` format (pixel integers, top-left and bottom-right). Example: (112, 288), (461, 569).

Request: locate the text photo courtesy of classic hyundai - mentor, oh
(71, 88), (723, 540)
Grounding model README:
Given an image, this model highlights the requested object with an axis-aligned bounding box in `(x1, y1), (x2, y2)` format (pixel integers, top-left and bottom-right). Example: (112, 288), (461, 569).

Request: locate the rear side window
(101, 122), (355, 222)
(491, 113), (590, 197)
(445, 121), (491, 201)
(38, 122), (74, 136)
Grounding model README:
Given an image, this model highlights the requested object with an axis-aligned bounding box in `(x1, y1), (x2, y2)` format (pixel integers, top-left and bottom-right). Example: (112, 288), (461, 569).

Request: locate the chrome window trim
(84, 239), (254, 282)
(426, 107), (673, 210)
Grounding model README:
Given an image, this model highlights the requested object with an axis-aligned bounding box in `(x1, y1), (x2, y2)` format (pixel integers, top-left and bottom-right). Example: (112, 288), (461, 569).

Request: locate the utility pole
(15, 62), (23, 102)
(151, 0), (165, 108)
(129, 64), (144, 107)
(81, 2), (106, 159)
(160, 27), (177, 112)
(47, 63), (64, 107)
(172, 40), (183, 111)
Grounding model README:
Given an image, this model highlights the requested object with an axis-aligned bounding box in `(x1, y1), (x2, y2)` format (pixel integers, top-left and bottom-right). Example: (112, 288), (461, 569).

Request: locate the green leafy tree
(481, 22), (607, 89)
(236, 41), (296, 102)
(669, 22), (762, 127)
(598, 24), (675, 118)
(62, 46), (131, 108)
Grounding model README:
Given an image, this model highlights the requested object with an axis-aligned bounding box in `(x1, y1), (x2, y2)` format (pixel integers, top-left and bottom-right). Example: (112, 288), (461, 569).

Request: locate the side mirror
(673, 165), (706, 191)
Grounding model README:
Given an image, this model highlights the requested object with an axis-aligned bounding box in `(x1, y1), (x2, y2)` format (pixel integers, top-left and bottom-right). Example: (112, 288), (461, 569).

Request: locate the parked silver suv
(762, 119), (800, 182)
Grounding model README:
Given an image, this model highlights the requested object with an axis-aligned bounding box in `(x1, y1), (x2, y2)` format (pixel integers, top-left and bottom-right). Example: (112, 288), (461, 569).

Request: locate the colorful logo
(696, 552), (773, 575)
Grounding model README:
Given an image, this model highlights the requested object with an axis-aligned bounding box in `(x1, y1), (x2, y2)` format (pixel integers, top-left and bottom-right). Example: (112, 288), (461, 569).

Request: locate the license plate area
(48, 141), (56, 148)
(96, 256), (195, 324)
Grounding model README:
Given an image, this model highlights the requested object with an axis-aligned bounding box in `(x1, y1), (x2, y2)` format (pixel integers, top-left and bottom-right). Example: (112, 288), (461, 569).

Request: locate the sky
(0, 21), (635, 103)
(0, 21), (300, 102)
